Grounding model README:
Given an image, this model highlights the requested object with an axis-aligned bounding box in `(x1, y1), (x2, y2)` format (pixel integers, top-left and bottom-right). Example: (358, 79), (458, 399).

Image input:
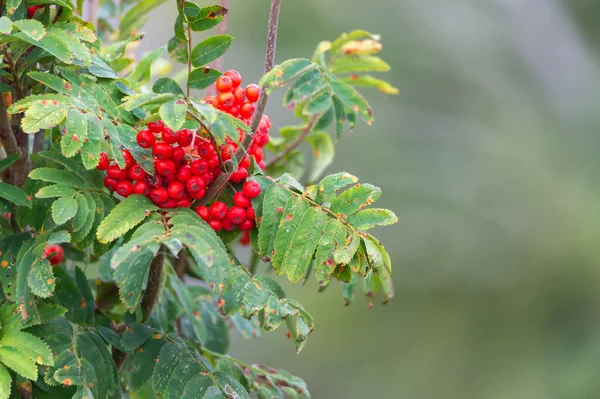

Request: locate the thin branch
(198, 0), (281, 205)
(264, 114), (319, 169)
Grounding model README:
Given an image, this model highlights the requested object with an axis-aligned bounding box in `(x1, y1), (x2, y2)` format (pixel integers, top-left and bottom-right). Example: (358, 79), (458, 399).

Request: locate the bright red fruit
(246, 206), (255, 220)
(156, 160), (177, 177)
(223, 219), (236, 231)
(148, 120), (164, 133)
(240, 102), (256, 118)
(136, 129), (156, 148)
(216, 75), (233, 92)
(240, 231), (251, 245)
(43, 245), (64, 265)
(150, 187), (169, 204)
(189, 189), (206, 200)
(172, 146), (185, 162)
(227, 206), (247, 225)
(162, 127), (179, 144)
(146, 174), (163, 188)
(243, 180), (261, 198)
(176, 165), (192, 182)
(107, 164), (127, 180)
(116, 180), (133, 197)
(239, 219), (255, 231)
(230, 167), (248, 184)
(167, 181), (185, 200)
(186, 176), (206, 193)
(195, 206), (210, 221)
(133, 181), (150, 196)
(224, 70), (242, 87)
(209, 201), (228, 220)
(128, 164), (146, 181)
(122, 150), (134, 168)
(217, 91), (235, 110)
(104, 176), (118, 191)
(97, 152), (110, 170)
(178, 129), (194, 147)
(176, 197), (191, 208)
(207, 156), (220, 170)
(153, 142), (174, 159)
(209, 219), (223, 232)
(232, 86), (245, 104)
(245, 84), (260, 102)
(233, 192), (251, 208)
(190, 159), (209, 176)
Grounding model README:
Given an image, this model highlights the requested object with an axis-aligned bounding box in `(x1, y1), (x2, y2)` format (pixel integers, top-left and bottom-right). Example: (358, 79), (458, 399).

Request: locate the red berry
(195, 206), (210, 221)
(190, 159), (209, 176)
(239, 219), (255, 231)
(186, 176), (206, 193)
(245, 84), (260, 103)
(227, 206), (247, 225)
(176, 197), (191, 208)
(162, 199), (177, 209)
(167, 181), (185, 200)
(253, 147), (263, 162)
(228, 105), (240, 117)
(97, 152), (110, 170)
(258, 160), (265, 169)
(224, 70), (242, 88)
(153, 142), (174, 159)
(201, 172), (215, 184)
(243, 180), (261, 199)
(148, 121), (164, 133)
(209, 219), (223, 232)
(240, 102), (256, 119)
(146, 174), (163, 188)
(104, 176), (118, 191)
(150, 187), (168, 204)
(197, 142), (215, 158)
(209, 201), (228, 220)
(176, 165), (192, 182)
(204, 95), (219, 107)
(43, 245), (64, 265)
(178, 129), (194, 147)
(128, 163), (146, 181)
(223, 219), (236, 231)
(155, 160), (177, 177)
(240, 156), (251, 169)
(164, 174), (176, 184)
(107, 164), (127, 180)
(122, 150), (134, 168)
(240, 231), (251, 245)
(216, 75), (233, 92)
(207, 156), (220, 170)
(136, 129), (156, 148)
(246, 206), (256, 220)
(27, 6), (37, 18)
(217, 91), (235, 110)
(233, 192), (251, 208)
(189, 189), (206, 200)
(172, 146), (185, 162)
(161, 127), (179, 144)
(230, 167), (248, 184)
(116, 180), (133, 197)
(232, 86), (245, 104)
(133, 181), (150, 196)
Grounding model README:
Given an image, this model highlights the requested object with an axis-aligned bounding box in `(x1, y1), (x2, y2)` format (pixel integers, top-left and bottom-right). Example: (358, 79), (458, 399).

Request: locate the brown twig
(0, 96), (29, 189)
(264, 114), (319, 169)
(141, 247), (166, 321)
(197, 0), (281, 206)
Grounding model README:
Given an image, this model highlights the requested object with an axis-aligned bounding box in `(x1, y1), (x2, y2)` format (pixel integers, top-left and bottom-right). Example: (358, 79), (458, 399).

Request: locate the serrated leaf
(0, 154), (18, 173)
(346, 208), (398, 230)
(191, 35), (233, 67)
(159, 100), (187, 131)
(341, 74), (399, 94)
(35, 184), (77, 198)
(48, 230), (71, 244)
(121, 92), (176, 111)
(0, 17), (12, 34)
(257, 184), (292, 259)
(21, 100), (68, 133)
(61, 108), (87, 157)
(49, 27), (91, 66)
(164, 358), (202, 398)
(259, 59), (317, 92)
(123, 335), (166, 392)
(330, 183), (381, 215)
(72, 194), (88, 232)
(29, 167), (85, 187)
(314, 172), (358, 204)
(272, 196), (310, 272)
(0, 364), (10, 399)
(306, 131), (334, 182)
(329, 30), (379, 55)
(129, 47), (165, 87)
(303, 88), (332, 115)
(0, 331), (53, 365)
(0, 346), (37, 380)
(331, 54), (390, 74)
(333, 230), (359, 264)
(5, 0), (22, 15)
(53, 267), (93, 324)
(168, 36), (189, 64)
(362, 236), (393, 301)
(13, 19), (45, 41)
(181, 374), (214, 398)
(88, 54), (118, 78)
(314, 219), (346, 286)
(14, 31), (71, 63)
(97, 195), (158, 243)
(188, 67), (221, 89)
(153, 77), (183, 95)
(152, 342), (185, 394)
(189, 5), (227, 31)
(80, 113), (102, 169)
(0, 182), (31, 207)
(51, 195), (77, 225)
(115, 250), (155, 311)
(27, 258), (55, 297)
(214, 372), (249, 399)
(329, 80), (373, 124)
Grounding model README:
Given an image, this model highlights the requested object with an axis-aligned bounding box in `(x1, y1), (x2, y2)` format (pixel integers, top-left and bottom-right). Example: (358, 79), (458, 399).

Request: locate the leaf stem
(186, 10), (193, 97)
(264, 114), (319, 169)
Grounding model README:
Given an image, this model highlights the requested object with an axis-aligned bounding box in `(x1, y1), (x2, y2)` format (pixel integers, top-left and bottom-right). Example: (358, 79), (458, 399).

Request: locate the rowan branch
(0, 95), (29, 188)
(264, 114), (319, 169)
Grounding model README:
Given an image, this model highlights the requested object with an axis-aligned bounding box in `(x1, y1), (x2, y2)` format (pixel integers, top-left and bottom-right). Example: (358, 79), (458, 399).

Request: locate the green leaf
(362, 236), (393, 301)
(0, 330), (53, 365)
(314, 219), (346, 286)
(29, 167), (85, 187)
(5, 0), (22, 15)
(314, 172), (359, 204)
(27, 258), (55, 297)
(51, 195), (77, 225)
(121, 92), (176, 112)
(159, 100), (187, 131)
(35, 184), (77, 198)
(13, 19), (45, 40)
(0, 346), (37, 380)
(119, 0), (166, 39)
(48, 230), (71, 244)
(303, 88), (332, 115)
(331, 55), (390, 74)
(330, 183), (381, 215)
(0, 364), (11, 399)
(129, 47), (165, 87)
(272, 196), (310, 272)
(80, 113), (103, 169)
(333, 230), (360, 264)
(53, 267), (93, 324)
(21, 99), (68, 133)
(0, 154), (18, 173)
(152, 342), (185, 394)
(188, 67), (221, 89)
(14, 31), (71, 63)
(123, 334), (166, 392)
(329, 30), (380, 55)
(341, 74), (399, 95)
(189, 5), (227, 31)
(0, 182), (31, 207)
(214, 372), (249, 399)
(153, 77), (183, 95)
(164, 358), (202, 398)
(96, 195), (158, 243)
(191, 35), (233, 67)
(121, 324), (154, 353)
(0, 16), (12, 34)
(257, 184), (292, 259)
(346, 208), (398, 230)
(329, 80), (373, 124)
(49, 27), (91, 66)
(259, 59), (316, 92)
(61, 108), (87, 157)
(114, 250), (155, 311)
(168, 36), (189, 64)
(306, 131), (334, 182)
(181, 374), (214, 398)
(88, 54), (118, 78)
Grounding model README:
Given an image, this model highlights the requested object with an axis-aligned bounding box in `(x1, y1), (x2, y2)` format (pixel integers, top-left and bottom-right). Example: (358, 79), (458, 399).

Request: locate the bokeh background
(140, 1), (600, 397)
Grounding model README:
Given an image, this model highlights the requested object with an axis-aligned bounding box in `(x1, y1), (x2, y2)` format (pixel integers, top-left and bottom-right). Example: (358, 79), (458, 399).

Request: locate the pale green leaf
(257, 184), (292, 259)
(272, 196), (311, 272)
(27, 258), (55, 298)
(159, 100), (187, 131)
(306, 131), (334, 182)
(314, 219), (346, 286)
(80, 113), (103, 169)
(61, 108), (87, 157)
(51, 195), (78, 225)
(21, 100), (69, 133)
(330, 183), (381, 215)
(13, 19), (46, 41)
(0, 364), (11, 399)
(0, 17), (12, 34)
(331, 54), (390, 74)
(96, 195), (158, 243)
(333, 230), (360, 264)
(0, 346), (37, 380)
(341, 74), (399, 95)
(29, 167), (85, 187)
(35, 184), (77, 198)
(346, 208), (398, 230)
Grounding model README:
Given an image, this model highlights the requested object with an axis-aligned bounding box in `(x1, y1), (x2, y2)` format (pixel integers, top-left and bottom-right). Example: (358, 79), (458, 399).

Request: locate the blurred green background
(138, 1), (600, 397)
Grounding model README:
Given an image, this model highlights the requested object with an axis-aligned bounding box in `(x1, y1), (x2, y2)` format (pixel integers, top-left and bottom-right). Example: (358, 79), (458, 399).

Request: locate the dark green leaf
(191, 35), (233, 67)
(0, 182), (31, 207)
(153, 77), (183, 95)
(0, 154), (18, 173)
(96, 195), (158, 243)
(188, 67), (221, 89)
(29, 167), (84, 187)
(189, 5), (227, 31)
(51, 195), (77, 225)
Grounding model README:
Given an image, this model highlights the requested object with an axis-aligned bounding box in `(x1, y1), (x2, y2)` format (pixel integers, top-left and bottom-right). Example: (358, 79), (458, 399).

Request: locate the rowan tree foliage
(0, 1), (398, 397)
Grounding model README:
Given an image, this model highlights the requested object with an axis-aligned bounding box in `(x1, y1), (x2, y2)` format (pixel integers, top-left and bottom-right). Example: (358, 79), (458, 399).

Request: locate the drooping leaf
(314, 219), (346, 286)
(0, 182), (31, 207)
(13, 19), (45, 41)
(189, 5), (227, 31)
(153, 77), (183, 95)
(341, 74), (399, 95)
(330, 183), (381, 215)
(96, 195), (158, 243)
(0, 154), (18, 173)
(306, 131), (334, 182)
(191, 35), (233, 67)
(27, 258), (55, 298)
(257, 184), (292, 260)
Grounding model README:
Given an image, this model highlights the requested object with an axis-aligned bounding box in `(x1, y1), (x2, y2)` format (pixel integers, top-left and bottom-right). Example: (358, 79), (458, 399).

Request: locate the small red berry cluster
(194, 180), (261, 240)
